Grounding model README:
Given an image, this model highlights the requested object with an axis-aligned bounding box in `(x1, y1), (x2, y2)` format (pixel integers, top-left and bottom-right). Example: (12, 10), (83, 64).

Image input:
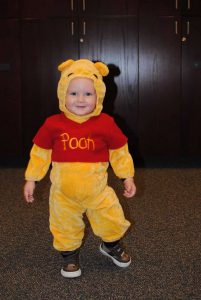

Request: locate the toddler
(24, 59), (136, 278)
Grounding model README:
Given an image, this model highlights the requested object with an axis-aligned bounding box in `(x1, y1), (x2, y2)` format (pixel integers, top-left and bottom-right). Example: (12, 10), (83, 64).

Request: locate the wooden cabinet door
(79, 16), (139, 158)
(79, 0), (138, 15)
(0, 20), (21, 158)
(20, 0), (75, 18)
(140, 0), (180, 16)
(181, 17), (201, 156)
(139, 16), (181, 159)
(0, 0), (19, 18)
(20, 19), (79, 155)
(182, 0), (201, 16)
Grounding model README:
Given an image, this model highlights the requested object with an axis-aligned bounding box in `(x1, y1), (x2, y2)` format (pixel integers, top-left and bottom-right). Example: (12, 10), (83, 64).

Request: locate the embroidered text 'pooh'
(60, 133), (95, 151)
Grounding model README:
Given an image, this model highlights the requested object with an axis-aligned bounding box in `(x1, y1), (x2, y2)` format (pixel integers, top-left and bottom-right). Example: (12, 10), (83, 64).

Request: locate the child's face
(65, 77), (97, 116)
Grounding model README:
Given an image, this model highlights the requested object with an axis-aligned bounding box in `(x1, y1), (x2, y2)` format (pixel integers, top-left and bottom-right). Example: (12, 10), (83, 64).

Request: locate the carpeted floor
(0, 167), (201, 299)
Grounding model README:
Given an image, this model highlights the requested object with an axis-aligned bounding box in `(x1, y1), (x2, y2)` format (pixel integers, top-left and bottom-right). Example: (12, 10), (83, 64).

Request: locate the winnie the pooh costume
(24, 59), (135, 276)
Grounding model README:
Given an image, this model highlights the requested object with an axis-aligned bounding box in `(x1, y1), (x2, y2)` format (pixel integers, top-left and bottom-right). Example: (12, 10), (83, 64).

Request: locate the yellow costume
(25, 59), (134, 251)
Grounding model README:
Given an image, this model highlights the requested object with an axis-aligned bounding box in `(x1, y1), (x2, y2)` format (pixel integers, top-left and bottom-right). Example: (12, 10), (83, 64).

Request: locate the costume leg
(49, 184), (86, 251)
(86, 186), (130, 242)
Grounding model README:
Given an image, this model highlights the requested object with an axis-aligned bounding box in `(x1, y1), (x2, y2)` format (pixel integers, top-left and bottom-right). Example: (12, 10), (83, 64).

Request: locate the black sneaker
(61, 249), (81, 278)
(100, 242), (131, 268)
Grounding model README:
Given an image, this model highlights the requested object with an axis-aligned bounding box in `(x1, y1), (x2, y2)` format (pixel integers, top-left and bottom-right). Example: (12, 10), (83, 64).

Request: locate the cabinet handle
(175, 0), (178, 10)
(187, 0), (191, 10)
(186, 21), (190, 35)
(79, 21), (86, 43)
(83, 21), (86, 35)
(71, 0), (74, 11)
(71, 22), (74, 36)
(83, 0), (86, 11)
(175, 21), (178, 35)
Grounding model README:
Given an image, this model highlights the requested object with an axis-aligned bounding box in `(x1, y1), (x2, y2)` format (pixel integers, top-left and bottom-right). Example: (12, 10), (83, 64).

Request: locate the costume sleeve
(109, 143), (134, 179)
(25, 144), (52, 181)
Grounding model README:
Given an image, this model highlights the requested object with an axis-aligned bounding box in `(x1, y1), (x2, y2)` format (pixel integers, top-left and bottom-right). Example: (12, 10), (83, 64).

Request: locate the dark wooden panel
(79, 16), (139, 158)
(20, 0), (138, 18)
(79, 0), (138, 15)
(21, 19), (79, 155)
(139, 16), (181, 158)
(0, 20), (21, 157)
(20, 0), (75, 18)
(140, 0), (180, 16)
(182, 17), (201, 156)
(182, 0), (201, 16)
(0, 0), (19, 18)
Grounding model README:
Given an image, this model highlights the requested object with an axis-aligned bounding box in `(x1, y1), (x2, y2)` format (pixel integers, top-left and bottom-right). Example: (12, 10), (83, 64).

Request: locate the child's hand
(24, 181), (36, 203)
(123, 178), (136, 198)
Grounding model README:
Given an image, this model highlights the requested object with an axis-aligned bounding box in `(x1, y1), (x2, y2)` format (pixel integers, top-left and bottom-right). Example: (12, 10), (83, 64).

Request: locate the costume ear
(94, 62), (109, 77)
(58, 59), (74, 72)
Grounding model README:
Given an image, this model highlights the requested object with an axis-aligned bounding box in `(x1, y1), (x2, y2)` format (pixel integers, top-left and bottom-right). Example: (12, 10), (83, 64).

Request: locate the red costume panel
(33, 113), (127, 162)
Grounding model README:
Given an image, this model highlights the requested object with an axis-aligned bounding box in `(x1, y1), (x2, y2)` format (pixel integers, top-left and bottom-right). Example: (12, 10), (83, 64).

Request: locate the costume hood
(57, 59), (109, 123)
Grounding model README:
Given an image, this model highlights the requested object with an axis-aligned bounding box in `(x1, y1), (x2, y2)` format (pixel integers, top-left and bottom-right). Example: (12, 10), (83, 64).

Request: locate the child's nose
(77, 95), (84, 102)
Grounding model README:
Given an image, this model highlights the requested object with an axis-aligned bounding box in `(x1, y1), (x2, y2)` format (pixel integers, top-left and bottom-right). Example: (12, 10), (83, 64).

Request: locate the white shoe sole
(99, 245), (131, 268)
(61, 268), (81, 278)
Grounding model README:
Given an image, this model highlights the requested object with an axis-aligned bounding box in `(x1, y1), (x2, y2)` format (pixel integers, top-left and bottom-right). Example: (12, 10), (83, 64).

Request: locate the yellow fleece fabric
(25, 59), (135, 251)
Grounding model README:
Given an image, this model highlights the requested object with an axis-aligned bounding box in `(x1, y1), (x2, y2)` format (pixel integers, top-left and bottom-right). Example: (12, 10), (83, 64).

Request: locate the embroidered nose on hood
(57, 59), (109, 123)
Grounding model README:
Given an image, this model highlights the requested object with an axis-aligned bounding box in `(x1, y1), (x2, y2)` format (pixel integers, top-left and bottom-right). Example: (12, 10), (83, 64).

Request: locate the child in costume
(24, 59), (136, 278)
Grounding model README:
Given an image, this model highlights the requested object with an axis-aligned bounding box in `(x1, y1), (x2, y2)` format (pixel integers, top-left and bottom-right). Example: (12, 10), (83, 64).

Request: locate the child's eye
(70, 92), (77, 96)
(85, 92), (92, 96)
